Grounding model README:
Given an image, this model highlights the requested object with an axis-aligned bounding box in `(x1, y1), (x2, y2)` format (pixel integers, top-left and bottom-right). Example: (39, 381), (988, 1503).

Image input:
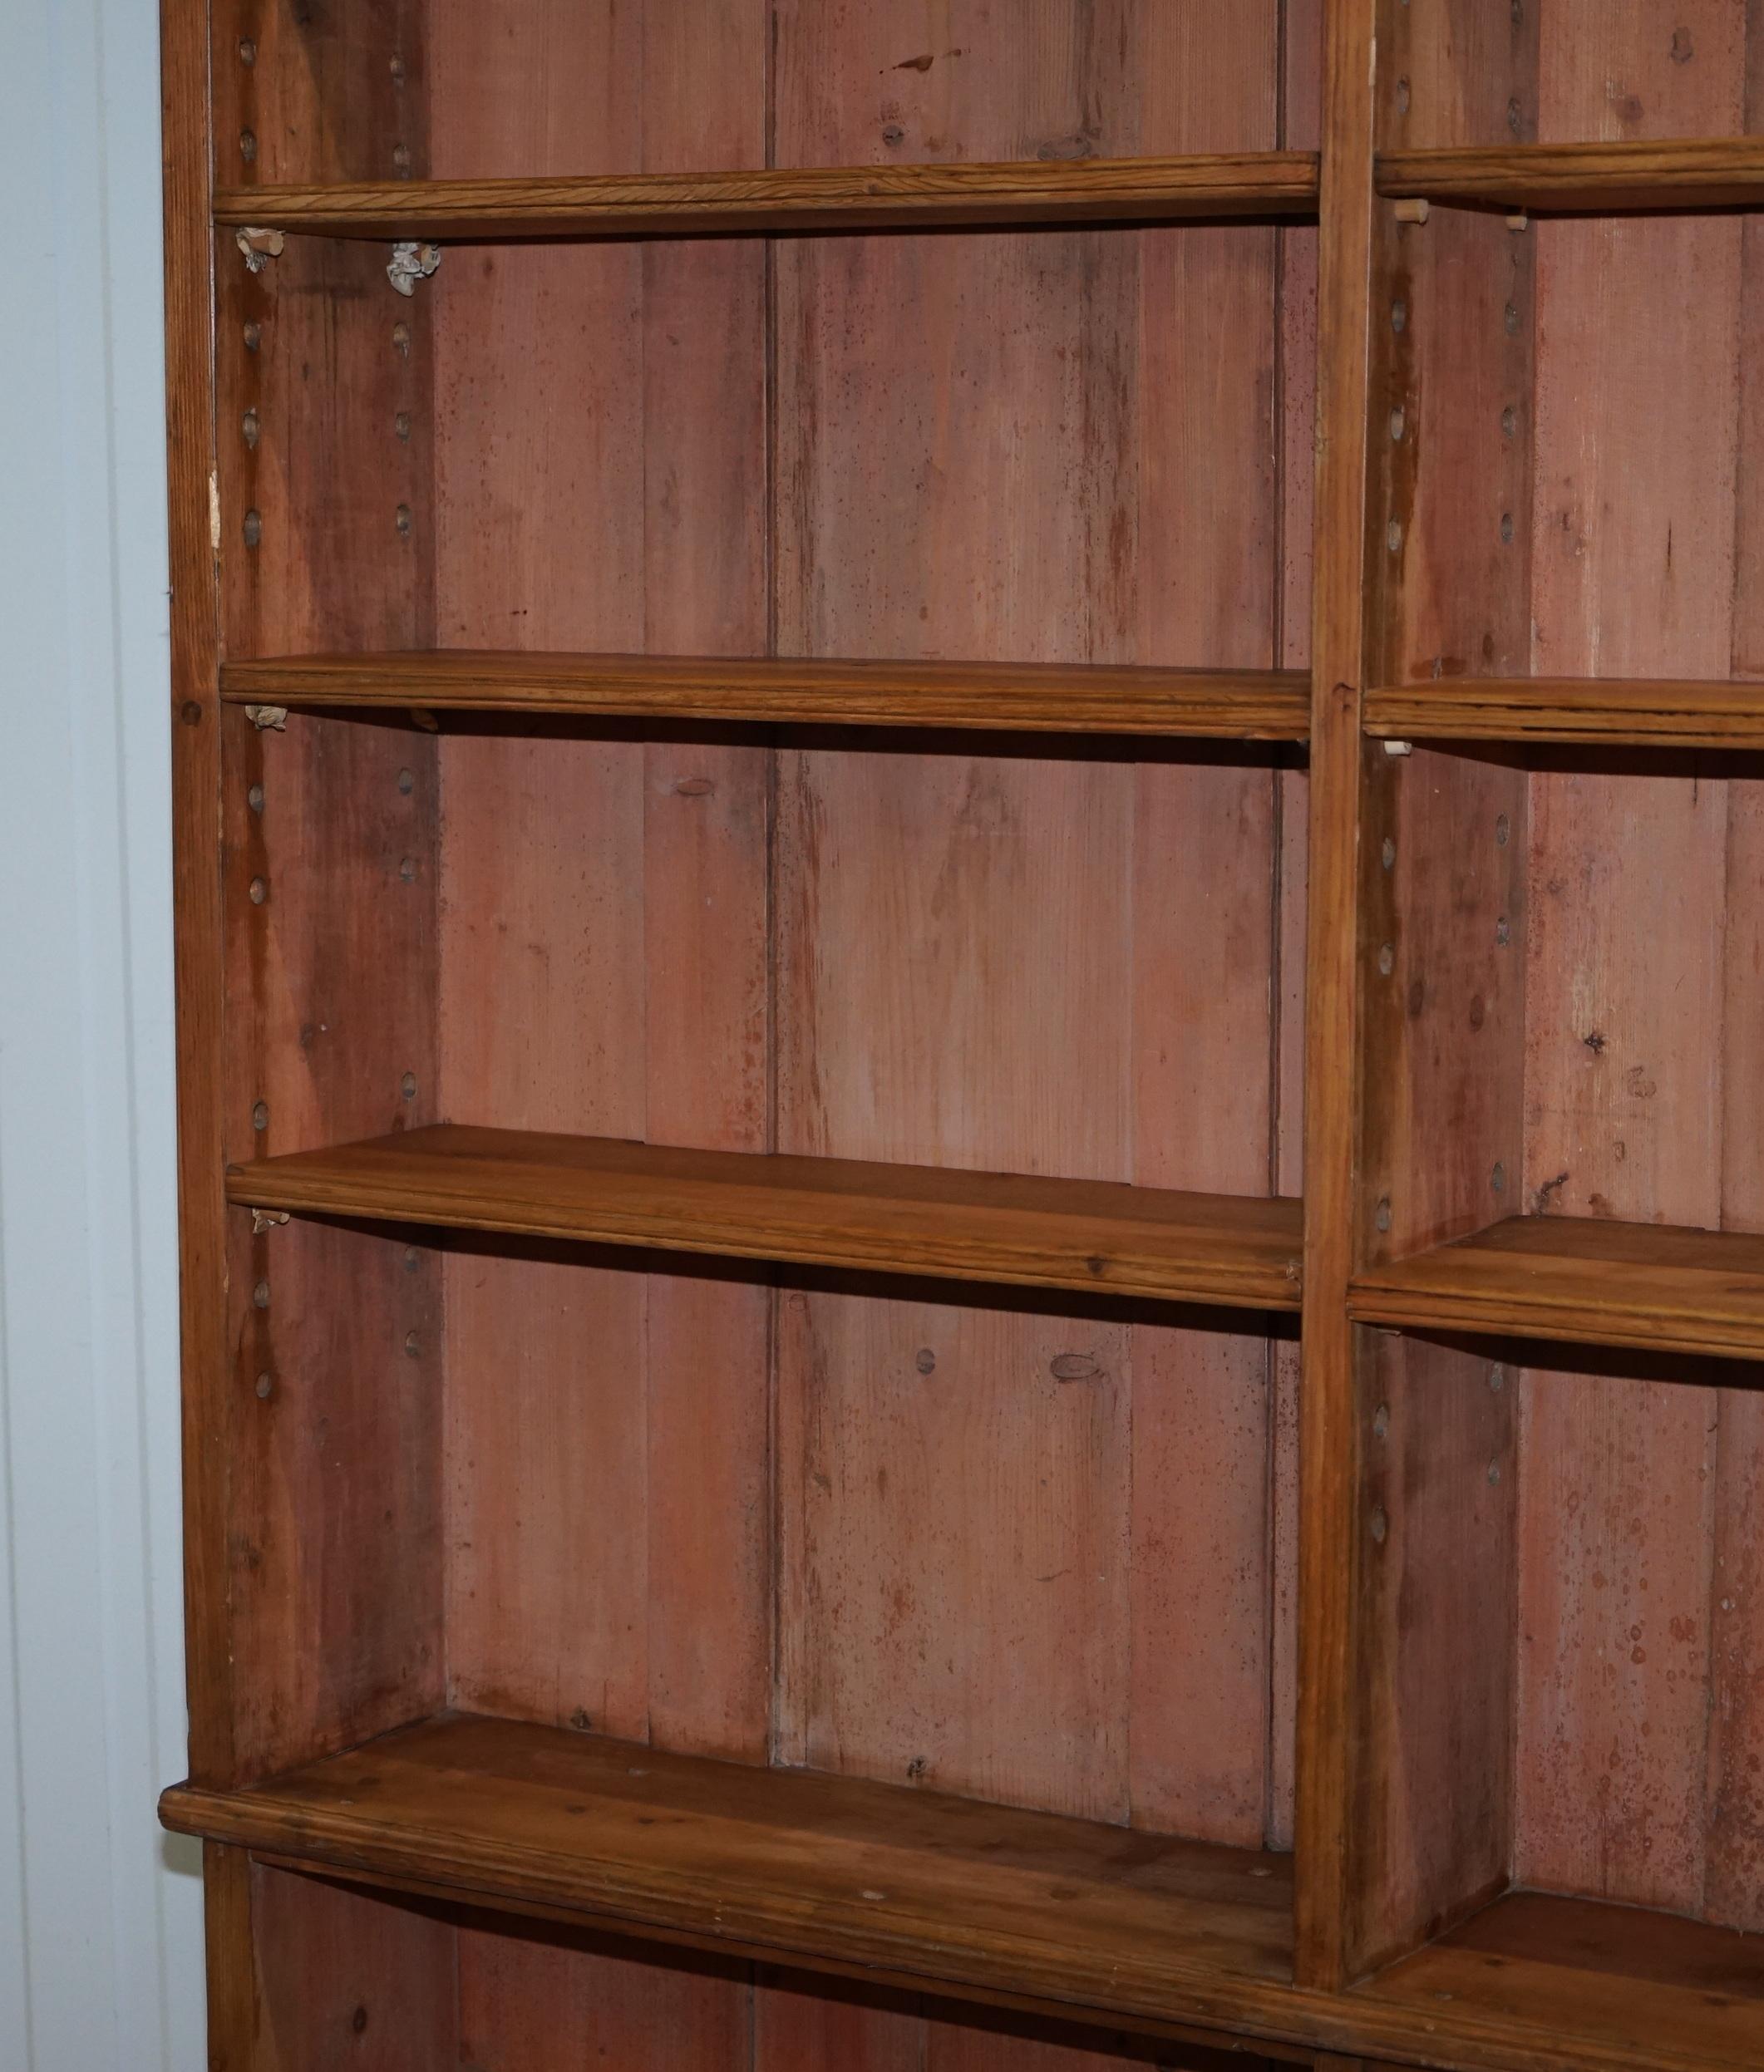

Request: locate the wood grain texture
(1360, 1888), (1764, 2072)
(1365, 677), (1764, 746)
(163, 0), (233, 1806)
(766, 0), (1300, 1851)
(162, 1717), (1764, 2072)
(427, 0), (776, 1792)
(1352, 1214), (1764, 1360)
(251, 1858), (458, 2069)
(775, 1287), (1132, 1822)
(220, 651), (1312, 736)
(1377, 136), (1764, 211)
(212, 155), (1322, 239)
(456, 1923), (750, 2071)
(227, 1125), (1303, 1311)
(1293, 0), (1380, 1992)
(160, 1712), (1297, 2027)
(1514, 0), (1748, 1932)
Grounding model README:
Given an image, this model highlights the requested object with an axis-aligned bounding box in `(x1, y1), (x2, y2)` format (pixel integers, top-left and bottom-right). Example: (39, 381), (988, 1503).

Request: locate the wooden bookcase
(155, 4), (1764, 2068)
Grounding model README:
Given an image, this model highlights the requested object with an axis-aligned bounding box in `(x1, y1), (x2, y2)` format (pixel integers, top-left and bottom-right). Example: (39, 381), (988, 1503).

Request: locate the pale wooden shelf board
(226, 1125), (1305, 1312)
(213, 154), (1321, 241)
(221, 652), (1313, 740)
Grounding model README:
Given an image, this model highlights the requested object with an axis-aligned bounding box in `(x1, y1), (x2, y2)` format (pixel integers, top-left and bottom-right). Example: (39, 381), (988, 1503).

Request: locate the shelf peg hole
(1377, 942), (1395, 977)
(1491, 1162), (1508, 1196)
(401, 1072), (417, 1102)
(247, 784), (264, 815)
(248, 875), (268, 905)
(251, 1100), (269, 1132)
(1495, 813), (1510, 847)
(1382, 836), (1397, 870)
(1371, 1507), (1389, 1545)
(1389, 406), (1406, 444)
(1375, 1197), (1392, 1233)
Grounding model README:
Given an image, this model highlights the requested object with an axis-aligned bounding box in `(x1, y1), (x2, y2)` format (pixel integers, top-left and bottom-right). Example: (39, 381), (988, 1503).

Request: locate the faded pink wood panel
(776, 1286), (1132, 1819)
(253, 1864), (458, 2069)
(231, 1219), (444, 1778)
(430, 0), (773, 1774)
(456, 1931), (750, 2071)
(755, 1976), (924, 2070)
(1516, 0), (1744, 1920)
(772, 0), (1292, 1842)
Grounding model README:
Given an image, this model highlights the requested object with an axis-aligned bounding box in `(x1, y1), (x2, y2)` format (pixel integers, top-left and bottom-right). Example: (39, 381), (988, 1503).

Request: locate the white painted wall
(0, 0), (207, 2065)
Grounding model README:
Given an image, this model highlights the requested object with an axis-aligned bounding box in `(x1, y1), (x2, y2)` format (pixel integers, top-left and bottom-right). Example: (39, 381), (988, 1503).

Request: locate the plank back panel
(1514, 0), (1756, 1931)
(426, 0), (775, 1794)
(250, 1863), (458, 2070)
(771, 0), (1301, 1850)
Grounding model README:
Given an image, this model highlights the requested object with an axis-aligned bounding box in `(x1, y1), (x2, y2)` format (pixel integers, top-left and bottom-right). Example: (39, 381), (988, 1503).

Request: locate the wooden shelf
(221, 652), (1313, 740)
(212, 155), (1320, 242)
(159, 1714), (1295, 2040)
(1377, 137), (1764, 214)
(1359, 1890), (1764, 2072)
(227, 1125), (1304, 1312)
(1364, 677), (1764, 750)
(160, 1717), (1764, 2072)
(1350, 1215), (1764, 1361)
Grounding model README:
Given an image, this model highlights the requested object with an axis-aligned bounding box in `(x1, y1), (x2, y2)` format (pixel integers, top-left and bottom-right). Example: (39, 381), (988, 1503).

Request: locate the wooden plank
(159, 1713), (1296, 2025)
(1513, 0), (1747, 1928)
(1308, 0), (1539, 1991)
(1351, 1215), (1764, 1358)
(212, 155), (1322, 239)
(1269, 0), (1325, 1859)
(1707, 13), (1764, 1938)
(457, 1925), (750, 2071)
(775, 1287), (1131, 1822)
(228, 1125), (1303, 1311)
(1126, 4), (1293, 1850)
(1360, 1889), (1764, 2070)
(427, 0), (775, 1786)
(219, 652), (1312, 737)
(770, 0), (1294, 1853)
(1293, 0), (1381, 1993)
(1377, 137), (1764, 211)
(1366, 677), (1764, 746)
(164, 0), (232, 1812)
(756, 1975), (925, 2072)
(163, 1717), (1764, 2072)
(251, 1858), (459, 2068)
(223, 1215), (444, 1779)
(1348, 1334), (1515, 1976)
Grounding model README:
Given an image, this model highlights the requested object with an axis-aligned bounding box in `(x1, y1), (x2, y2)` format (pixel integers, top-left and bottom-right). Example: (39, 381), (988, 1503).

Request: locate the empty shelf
(160, 1715), (1293, 2035)
(1359, 1889), (1764, 2072)
(1350, 1215), (1764, 1361)
(221, 652), (1313, 740)
(1364, 677), (1764, 749)
(227, 1126), (1304, 1312)
(213, 155), (1321, 242)
(1377, 137), (1764, 214)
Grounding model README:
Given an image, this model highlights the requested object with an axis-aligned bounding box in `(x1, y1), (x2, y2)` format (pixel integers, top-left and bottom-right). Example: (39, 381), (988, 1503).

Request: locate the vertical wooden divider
(1294, 0), (1379, 1994)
